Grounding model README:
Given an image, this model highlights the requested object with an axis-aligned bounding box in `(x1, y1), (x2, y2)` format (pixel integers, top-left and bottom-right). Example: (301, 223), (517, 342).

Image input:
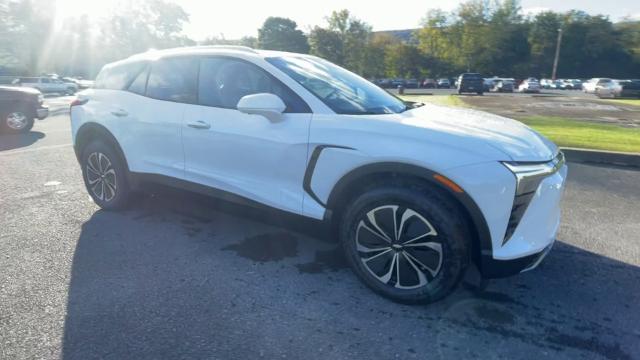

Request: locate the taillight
(70, 97), (88, 107)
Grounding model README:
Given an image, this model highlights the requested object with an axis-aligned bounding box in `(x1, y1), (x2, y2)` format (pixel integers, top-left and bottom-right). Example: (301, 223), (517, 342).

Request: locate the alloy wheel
(86, 152), (117, 202)
(356, 205), (443, 289)
(6, 112), (28, 130)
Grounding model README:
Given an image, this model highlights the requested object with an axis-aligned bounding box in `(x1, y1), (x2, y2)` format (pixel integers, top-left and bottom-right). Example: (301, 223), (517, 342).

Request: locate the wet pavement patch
(473, 304), (516, 326)
(295, 247), (348, 274)
(222, 232), (298, 262)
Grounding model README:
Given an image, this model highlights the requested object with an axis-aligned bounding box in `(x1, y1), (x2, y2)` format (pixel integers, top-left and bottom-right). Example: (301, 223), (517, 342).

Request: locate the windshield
(266, 56), (407, 115)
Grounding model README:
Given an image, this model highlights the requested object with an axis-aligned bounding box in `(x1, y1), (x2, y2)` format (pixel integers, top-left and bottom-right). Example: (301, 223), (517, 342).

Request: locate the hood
(400, 103), (557, 162)
(0, 85), (42, 95)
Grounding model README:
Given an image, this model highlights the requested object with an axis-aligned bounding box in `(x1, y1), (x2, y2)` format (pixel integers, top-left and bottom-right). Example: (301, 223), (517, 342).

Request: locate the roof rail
(187, 45), (258, 53)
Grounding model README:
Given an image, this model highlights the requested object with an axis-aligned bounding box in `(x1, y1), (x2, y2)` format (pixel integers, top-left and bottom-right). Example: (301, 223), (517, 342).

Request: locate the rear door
(122, 57), (197, 178)
(182, 56), (312, 213)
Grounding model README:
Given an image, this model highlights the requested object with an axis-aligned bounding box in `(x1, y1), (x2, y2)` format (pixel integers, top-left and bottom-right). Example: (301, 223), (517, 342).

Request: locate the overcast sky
(59, 0), (640, 40)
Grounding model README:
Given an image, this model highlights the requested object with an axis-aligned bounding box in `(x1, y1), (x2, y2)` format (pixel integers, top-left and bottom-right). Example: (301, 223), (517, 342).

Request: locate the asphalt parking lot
(397, 89), (640, 127)
(1, 98), (639, 359)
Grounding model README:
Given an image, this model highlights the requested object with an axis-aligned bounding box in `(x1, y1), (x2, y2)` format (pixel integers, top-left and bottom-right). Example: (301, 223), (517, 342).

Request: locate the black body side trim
(131, 172), (300, 216)
(302, 145), (355, 207)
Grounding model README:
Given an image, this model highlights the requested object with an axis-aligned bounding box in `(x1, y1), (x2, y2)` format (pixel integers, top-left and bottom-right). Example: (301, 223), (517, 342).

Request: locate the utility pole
(551, 28), (563, 80)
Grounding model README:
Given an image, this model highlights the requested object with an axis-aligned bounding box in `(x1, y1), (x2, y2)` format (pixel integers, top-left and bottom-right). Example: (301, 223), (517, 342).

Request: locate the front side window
(198, 57), (309, 113)
(146, 57), (198, 103)
(41, 78), (50, 83)
(266, 56), (406, 115)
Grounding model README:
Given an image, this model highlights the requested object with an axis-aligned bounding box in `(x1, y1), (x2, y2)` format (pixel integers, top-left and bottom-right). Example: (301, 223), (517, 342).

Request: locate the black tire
(80, 140), (131, 210)
(339, 182), (470, 304)
(1, 109), (34, 134)
(477, 91), (484, 95)
(66, 87), (76, 95)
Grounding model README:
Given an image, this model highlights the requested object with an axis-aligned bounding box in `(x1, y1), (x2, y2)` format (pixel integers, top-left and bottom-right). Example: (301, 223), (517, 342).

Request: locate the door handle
(187, 120), (211, 129)
(111, 109), (128, 117)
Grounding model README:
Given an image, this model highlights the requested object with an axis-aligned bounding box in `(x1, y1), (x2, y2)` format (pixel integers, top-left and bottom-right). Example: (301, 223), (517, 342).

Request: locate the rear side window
(95, 62), (147, 90)
(198, 57), (310, 113)
(146, 57), (198, 104)
(127, 66), (149, 95)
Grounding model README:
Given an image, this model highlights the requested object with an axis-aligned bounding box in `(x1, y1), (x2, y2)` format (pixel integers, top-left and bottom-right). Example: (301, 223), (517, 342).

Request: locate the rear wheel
(81, 140), (131, 210)
(340, 183), (470, 304)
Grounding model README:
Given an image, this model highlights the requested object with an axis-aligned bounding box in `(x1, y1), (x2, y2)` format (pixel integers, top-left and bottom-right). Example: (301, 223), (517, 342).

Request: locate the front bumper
(480, 242), (554, 278)
(36, 106), (49, 120)
(480, 163), (567, 278)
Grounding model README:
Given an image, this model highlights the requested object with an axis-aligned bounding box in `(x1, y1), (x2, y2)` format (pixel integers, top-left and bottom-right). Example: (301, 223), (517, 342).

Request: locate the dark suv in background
(457, 73), (484, 95)
(0, 86), (48, 133)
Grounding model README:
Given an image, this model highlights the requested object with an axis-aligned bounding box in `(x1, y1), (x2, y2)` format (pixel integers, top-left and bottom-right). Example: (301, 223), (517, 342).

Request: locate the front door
(182, 56), (312, 214)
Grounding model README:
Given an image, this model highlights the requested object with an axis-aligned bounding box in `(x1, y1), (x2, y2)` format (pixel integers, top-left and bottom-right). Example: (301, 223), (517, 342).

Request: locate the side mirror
(237, 93), (286, 122)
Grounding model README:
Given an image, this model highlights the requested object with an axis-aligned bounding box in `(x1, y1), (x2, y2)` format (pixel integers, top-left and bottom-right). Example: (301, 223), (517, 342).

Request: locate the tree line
(1, 0), (639, 79)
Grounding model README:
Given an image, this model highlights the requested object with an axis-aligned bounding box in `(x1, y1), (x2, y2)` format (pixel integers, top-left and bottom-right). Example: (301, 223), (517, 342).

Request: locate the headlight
(502, 152), (565, 196)
(37, 94), (44, 104)
(500, 152), (565, 244)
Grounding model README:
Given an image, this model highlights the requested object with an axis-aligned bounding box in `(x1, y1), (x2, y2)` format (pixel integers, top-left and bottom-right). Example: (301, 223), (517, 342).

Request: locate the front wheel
(340, 184), (470, 304)
(1, 110), (34, 134)
(81, 140), (131, 210)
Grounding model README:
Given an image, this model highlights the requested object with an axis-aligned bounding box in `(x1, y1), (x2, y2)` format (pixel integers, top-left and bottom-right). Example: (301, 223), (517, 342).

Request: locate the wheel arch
(324, 162), (493, 266)
(74, 122), (130, 172)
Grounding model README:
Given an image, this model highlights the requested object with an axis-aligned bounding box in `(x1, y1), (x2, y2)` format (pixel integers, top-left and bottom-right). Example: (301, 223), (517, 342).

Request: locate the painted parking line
(0, 143), (72, 156)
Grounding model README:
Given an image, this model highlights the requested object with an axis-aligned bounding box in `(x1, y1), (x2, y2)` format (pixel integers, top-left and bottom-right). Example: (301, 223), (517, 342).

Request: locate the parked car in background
(405, 78), (419, 89)
(437, 78), (451, 88)
(568, 79), (582, 90)
(73, 77), (95, 89)
(61, 76), (94, 90)
(0, 76), (19, 85)
(376, 78), (392, 88)
(595, 79), (640, 98)
(518, 79), (541, 93)
(0, 86), (48, 133)
(391, 78), (405, 88)
(457, 73), (484, 94)
(14, 76), (78, 95)
(483, 78), (498, 92)
(422, 78), (436, 88)
(557, 79), (581, 90)
(491, 79), (514, 93)
(71, 46), (566, 304)
(540, 79), (564, 89)
(582, 78), (611, 94)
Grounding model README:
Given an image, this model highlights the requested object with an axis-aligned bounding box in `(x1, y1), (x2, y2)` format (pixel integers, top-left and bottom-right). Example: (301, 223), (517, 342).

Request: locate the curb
(561, 147), (640, 168)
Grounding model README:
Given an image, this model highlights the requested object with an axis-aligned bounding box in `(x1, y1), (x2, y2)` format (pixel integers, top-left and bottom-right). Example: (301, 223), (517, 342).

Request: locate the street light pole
(551, 28), (563, 80)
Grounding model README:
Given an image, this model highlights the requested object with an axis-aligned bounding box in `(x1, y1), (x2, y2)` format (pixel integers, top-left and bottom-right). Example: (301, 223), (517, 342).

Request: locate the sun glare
(54, 0), (111, 22)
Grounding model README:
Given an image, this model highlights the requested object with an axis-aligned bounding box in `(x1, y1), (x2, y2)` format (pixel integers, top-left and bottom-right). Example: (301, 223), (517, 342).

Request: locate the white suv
(71, 46), (567, 304)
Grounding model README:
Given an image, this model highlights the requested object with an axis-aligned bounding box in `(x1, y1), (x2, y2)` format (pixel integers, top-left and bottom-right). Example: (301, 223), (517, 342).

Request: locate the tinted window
(146, 57), (198, 103)
(95, 62), (146, 90)
(198, 57), (309, 113)
(267, 56), (404, 114)
(41, 78), (50, 83)
(127, 66), (149, 95)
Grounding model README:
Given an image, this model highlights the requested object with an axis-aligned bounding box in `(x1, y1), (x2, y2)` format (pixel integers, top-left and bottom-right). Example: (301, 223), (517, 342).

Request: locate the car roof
(111, 46), (312, 68)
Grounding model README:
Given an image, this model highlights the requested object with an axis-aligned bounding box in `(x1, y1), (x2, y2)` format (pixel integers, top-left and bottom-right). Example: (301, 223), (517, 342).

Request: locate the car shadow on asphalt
(60, 187), (639, 359)
(0, 131), (45, 151)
